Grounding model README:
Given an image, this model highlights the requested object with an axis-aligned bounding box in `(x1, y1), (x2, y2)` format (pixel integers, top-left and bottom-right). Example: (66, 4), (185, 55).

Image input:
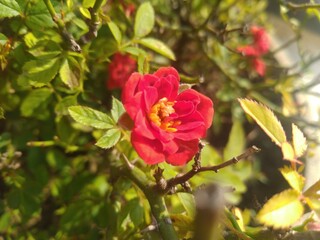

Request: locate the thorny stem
(156, 146), (261, 194)
(43, 0), (81, 52)
(79, 0), (104, 45)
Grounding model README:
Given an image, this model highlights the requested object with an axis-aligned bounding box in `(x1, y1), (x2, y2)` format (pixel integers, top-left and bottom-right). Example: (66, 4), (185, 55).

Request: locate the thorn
(122, 154), (134, 170)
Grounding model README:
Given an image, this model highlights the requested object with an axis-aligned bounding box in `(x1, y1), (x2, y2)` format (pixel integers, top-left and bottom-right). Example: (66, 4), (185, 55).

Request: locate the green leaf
(280, 166), (305, 192)
(82, 0), (95, 8)
(177, 192), (195, 217)
(19, 57), (61, 87)
(223, 120), (245, 161)
(134, 2), (155, 38)
(68, 106), (114, 129)
(138, 38), (176, 60)
(257, 189), (304, 228)
(20, 88), (52, 118)
(0, 107), (4, 119)
(292, 124), (307, 158)
(95, 128), (121, 149)
(24, 1), (54, 30)
(55, 96), (78, 116)
(111, 97), (125, 122)
(59, 58), (80, 89)
(0, 0), (21, 18)
(239, 98), (286, 147)
(0, 133), (11, 148)
(108, 21), (122, 45)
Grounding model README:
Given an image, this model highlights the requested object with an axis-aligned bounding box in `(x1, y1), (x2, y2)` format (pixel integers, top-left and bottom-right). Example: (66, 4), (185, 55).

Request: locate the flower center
(148, 97), (181, 132)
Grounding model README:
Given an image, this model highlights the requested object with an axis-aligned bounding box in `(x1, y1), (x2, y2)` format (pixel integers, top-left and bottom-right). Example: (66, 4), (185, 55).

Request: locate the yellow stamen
(148, 98), (180, 132)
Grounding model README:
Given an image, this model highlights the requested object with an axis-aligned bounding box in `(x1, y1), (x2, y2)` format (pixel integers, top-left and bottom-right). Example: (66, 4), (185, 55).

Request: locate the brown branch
(156, 145), (261, 194)
(79, 0), (104, 45)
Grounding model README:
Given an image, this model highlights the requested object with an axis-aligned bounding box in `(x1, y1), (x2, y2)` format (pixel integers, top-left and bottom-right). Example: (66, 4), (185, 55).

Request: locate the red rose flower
(107, 53), (137, 90)
(122, 67), (214, 165)
(237, 26), (269, 76)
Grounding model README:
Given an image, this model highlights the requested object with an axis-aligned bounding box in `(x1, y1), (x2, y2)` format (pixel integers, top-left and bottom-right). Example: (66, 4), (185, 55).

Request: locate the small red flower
(122, 67), (214, 166)
(107, 53), (137, 90)
(237, 26), (269, 76)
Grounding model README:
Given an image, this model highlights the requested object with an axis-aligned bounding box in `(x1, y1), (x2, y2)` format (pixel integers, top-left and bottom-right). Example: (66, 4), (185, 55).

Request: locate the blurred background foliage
(1, 0), (320, 239)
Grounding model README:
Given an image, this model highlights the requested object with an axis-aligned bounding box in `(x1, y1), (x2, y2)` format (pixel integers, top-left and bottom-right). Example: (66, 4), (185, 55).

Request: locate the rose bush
(122, 67), (214, 165)
(238, 26), (269, 76)
(107, 52), (137, 89)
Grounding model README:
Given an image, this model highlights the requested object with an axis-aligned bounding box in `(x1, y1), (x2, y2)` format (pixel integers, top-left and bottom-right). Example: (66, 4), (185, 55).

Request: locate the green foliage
(0, 0), (319, 239)
(134, 2), (155, 38)
(257, 189), (304, 228)
(68, 106), (114, 129)
(239, 98), (287, 146)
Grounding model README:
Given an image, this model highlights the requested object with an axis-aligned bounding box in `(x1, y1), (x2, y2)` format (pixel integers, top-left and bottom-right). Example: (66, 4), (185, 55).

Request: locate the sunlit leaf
(19, 57), (61, 86)
(281, 142), (295, 161)
(111, 97), (125, 122)
(292, 124), (307, 158)
(257, 189), (304, 228)
(60, 58), (79, 89)
(304, 179), (320, 199)
(138, 38), (176, 60)
(280, 166), (305, 192)
(95, 128), (121, 149)
(134, 2), (155, 38)
(0, 0), (21, 18)
(68, 106), (114, 129)
(239, 98), (286, 146)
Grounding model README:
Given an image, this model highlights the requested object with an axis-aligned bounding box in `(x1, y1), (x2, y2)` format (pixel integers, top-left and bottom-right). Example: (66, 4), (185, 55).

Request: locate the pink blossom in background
(237, 26), (270, 76)
(107, 53), (137, 90)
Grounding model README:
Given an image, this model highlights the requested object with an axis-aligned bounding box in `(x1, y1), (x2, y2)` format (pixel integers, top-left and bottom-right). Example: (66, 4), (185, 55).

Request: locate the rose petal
(237, 46), (260, 57)
(173, 101), (195, 117)
(154, 67), (180, 81)
(252, 58), (266, 76)
(134, 110), (157, 140)
(154, 75), (179, 101)
(122, 73), (143, 119)
(166, 139), (199, 165)
(143, 86), (158, 112)
(131, 131), (166, 165)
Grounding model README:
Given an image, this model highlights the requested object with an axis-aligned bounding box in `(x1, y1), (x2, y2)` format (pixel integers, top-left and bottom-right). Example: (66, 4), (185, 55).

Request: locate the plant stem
(79, 0), (105, 45)
(121, 155), (178, 240)
(145, 191), (179, 240)
(43, 0), (81, 52)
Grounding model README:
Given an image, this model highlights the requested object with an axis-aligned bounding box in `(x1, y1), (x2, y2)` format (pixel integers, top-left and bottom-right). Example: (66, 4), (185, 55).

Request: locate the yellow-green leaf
(303, 179), (320, 199)
(95, 128), (121, 149)
(134, 2), (155, 38)
(108, 21), (122, 45)
(257, 189), (304, 228)
(281, 142), (295, 161)
(292, 124), (307, 158)
(280, 166), (305, 192)
(138, 38), (176, 60)
(68, 106), (114, 129)
(239, 98), (286, 146)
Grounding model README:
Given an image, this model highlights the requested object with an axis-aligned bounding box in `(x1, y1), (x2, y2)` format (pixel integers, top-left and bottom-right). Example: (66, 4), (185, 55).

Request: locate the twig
(284, 1), (320, 10)
(157, 146), (261, 194)
(43, 0), (81, 52)
(79, 0), (104, 45)
(271, 34), (301, 55)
